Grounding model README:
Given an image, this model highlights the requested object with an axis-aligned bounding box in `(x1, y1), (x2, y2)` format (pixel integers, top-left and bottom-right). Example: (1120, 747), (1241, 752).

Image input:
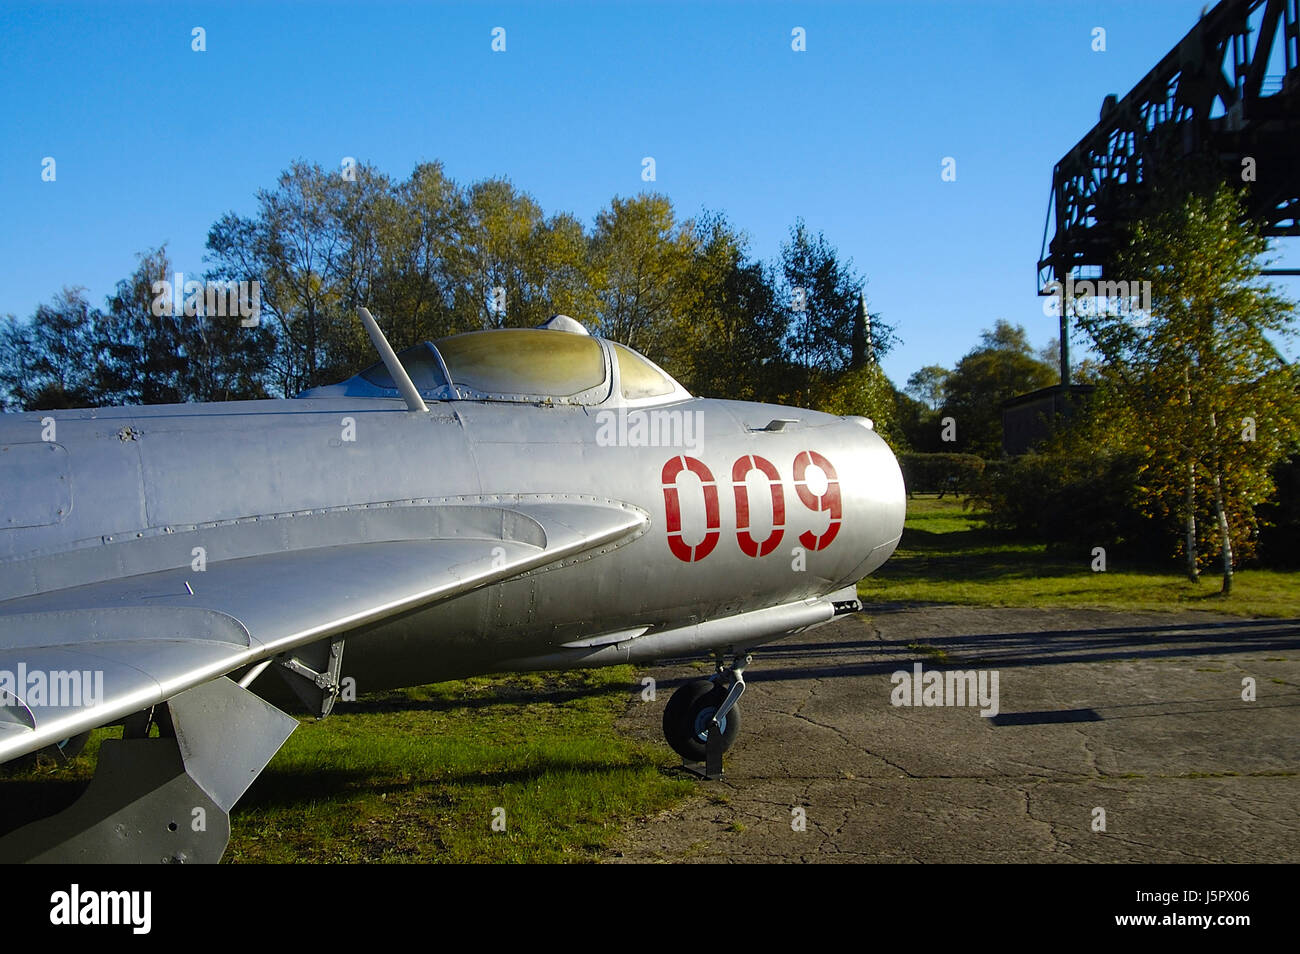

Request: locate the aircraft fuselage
(0, 394), (904, 692)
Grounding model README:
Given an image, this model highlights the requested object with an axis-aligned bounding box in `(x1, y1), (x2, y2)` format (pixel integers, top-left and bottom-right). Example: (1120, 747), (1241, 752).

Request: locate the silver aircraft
(0, 310), (904, 862)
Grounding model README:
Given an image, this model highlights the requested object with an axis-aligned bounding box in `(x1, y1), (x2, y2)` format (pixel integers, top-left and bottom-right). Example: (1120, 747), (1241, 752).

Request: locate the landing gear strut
(662, 653), (750, 778)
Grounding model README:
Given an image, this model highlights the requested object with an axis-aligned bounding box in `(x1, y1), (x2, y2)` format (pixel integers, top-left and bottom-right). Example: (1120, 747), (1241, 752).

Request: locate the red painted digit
(662, 456), (721, 562)
(792, 450), (841, 550)
(732, 455), (785, 558)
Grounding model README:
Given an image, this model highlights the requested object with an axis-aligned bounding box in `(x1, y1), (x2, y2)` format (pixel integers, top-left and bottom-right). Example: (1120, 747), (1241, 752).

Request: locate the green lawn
(860, 495), (1300, 617)
(1, 666), (693, 863)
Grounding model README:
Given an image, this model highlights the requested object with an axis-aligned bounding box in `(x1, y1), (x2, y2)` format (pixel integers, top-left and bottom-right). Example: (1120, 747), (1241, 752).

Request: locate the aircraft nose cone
(840, 416), (906, 581)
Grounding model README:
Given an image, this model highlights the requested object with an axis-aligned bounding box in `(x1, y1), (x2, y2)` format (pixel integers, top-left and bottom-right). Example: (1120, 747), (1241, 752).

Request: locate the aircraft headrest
(536, 314), (589, 335)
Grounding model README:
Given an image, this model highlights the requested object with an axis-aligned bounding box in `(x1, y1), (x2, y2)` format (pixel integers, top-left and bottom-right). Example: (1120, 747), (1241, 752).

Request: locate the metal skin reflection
(0, 310), (904, 862)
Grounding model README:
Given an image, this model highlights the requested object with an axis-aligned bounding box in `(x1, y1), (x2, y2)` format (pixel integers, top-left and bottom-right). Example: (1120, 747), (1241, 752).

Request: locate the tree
(811, 364), (909, 452)
(1078, 184), (1300, 591)
(905, 365), (950, 411)
(588, 194), (697, 366)
(673, 214), (788, 401)
(8, 162), (907, 417)
(377, 160), (467, 347)
(0, 288), (101, 410)
(207, 161), (372, 395)
(0, 316), (29, 411)
(96, 247), (189, 406)
(899, 365), (951, 452)
(778, 220), (896, 394)
(452, 177), (546, 330)
(938, 320), (1057, 457)
(525, 211), (600, 328)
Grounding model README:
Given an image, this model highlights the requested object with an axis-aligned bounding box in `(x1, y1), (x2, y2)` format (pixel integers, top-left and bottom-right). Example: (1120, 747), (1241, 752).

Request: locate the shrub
(898, 453), (986, 497)
(974, 450), (1169, 559)
(1257, 454), (1300, 567)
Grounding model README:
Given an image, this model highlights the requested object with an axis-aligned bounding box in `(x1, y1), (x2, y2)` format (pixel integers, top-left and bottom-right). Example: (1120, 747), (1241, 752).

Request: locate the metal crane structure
(1037, 0), (1300, 388)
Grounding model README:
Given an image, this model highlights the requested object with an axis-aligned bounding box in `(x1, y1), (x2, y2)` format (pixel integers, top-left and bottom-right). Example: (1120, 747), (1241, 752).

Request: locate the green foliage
(904, 365), (949, 410)
(975, 448), (1163, 558)
(0, 251), (276, 411)
(1078, 184), (1300, 582)
(956, 186), (1300, 578)
(5, 160), (908, 412)
(938, 320), (1057, 457)
(672, 213), (790, 403)
(809, 364), (909, 451)
(895, 391), (940, 452)
(96, 245), (274, 406)
(207, 161), (404, 394)
(1257, 454), (1300, 567)
(588, 193), (698, 367)
(778, 219), (897, 391)
(898, 452), (986, 495)
(0, 288), (100, 410)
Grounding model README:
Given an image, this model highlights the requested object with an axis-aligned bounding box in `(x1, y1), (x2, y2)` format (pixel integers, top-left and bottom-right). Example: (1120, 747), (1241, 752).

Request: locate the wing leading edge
(0, 499), (648, 764)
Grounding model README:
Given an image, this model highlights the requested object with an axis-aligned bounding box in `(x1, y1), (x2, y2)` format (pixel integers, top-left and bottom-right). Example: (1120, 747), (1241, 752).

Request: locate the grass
(906, 641), (951, 663)
(860, 495), (1300, 617)
(0, 666), (694, 863)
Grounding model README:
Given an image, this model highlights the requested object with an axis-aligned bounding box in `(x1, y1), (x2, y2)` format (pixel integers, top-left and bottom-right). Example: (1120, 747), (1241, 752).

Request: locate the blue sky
(3, 0), (1297, 385)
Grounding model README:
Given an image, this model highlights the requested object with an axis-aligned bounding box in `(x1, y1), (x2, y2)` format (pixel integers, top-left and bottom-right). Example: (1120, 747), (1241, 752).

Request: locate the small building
(1001, 385), (1094, 456)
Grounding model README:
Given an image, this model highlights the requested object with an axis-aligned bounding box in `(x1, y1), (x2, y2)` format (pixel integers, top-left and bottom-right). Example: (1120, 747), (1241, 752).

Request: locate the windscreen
(611, 341), (679, 399)
(359, 342), (451, 394)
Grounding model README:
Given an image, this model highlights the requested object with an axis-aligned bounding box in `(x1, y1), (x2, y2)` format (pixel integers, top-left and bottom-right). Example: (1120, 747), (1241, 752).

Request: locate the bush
(1257, 454), (1300, 567)
(974, 450), (1169, 559)
(898, 453), (986, 496)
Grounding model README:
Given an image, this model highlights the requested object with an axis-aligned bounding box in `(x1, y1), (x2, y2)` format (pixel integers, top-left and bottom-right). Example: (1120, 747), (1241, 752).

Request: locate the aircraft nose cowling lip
(836, 417), (906, 584)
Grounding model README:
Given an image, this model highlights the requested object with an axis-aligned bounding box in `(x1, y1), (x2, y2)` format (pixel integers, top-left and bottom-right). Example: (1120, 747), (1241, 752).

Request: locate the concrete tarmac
(609, 604), (1300, 863)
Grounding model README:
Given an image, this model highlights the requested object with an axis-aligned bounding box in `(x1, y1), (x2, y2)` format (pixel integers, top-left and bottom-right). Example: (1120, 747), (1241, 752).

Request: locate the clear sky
(3, 0), (1297, 385)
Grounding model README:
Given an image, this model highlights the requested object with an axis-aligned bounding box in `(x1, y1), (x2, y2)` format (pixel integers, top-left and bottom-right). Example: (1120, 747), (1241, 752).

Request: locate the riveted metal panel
(0, 443), (71, 528)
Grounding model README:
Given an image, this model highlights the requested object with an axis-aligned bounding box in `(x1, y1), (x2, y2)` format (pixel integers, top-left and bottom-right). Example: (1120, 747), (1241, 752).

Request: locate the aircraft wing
(0, 500), (647, 764)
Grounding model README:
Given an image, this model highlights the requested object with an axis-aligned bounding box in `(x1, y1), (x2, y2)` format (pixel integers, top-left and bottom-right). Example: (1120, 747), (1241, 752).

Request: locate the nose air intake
(840, 415), (906, 584)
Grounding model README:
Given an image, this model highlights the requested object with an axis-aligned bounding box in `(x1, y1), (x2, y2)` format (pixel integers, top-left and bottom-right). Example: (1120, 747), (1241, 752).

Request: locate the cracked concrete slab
(607, 604), (1300, 863)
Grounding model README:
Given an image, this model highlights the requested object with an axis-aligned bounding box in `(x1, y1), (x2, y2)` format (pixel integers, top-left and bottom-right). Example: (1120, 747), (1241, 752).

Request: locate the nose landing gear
(662, 653), (750, 778)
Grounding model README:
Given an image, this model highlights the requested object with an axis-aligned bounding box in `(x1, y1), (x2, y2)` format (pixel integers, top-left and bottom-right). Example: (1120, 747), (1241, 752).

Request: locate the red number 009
(661, 452), (841, 562)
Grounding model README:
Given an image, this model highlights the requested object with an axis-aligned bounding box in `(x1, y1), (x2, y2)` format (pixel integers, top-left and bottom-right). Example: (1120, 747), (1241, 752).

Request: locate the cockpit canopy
(298, 321), (691, 407)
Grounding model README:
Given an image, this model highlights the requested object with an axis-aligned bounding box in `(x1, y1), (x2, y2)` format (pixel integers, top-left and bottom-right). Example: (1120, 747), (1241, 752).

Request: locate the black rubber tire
(662, 678), (741, 762)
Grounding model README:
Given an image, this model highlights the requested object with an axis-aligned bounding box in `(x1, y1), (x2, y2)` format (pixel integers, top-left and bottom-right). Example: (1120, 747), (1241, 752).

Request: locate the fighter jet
(0, 309), (904, 862)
